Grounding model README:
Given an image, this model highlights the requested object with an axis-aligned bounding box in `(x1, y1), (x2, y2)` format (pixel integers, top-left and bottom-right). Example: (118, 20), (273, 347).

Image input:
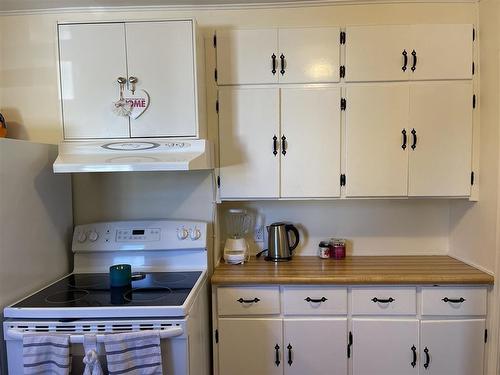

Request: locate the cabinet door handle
(411, 50), (417, 72)
(402, 50), (408, 71)
(442, 297), (466, 303)
(411, 345), (417, 368)
(273, 135), (278, 156)
(236, 297), (260, 304)
(275, 344), (281, 366)
(271, 54), (277, 75)
(411, 128), (417, 150)
(347, 331), (353, 358)
(287, 343), (293, 366)
(371, 297), (395, 303)
(423, 347), (430, 369)
(402, 129), (407, 150)
(280, 54), (286, 75)
(305, 297), (328, 303)
(281, 135), (287, 155)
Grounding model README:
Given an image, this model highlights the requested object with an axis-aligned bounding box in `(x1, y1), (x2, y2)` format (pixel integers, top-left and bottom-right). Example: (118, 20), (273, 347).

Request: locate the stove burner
(68, 275), (108, 289)
(123, 287), (172, 302)
(45, 289), (89, 304)
(153, 273), (188, 286)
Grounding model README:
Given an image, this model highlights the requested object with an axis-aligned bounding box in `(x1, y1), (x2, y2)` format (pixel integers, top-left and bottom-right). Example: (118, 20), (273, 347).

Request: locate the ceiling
(0, 0), (332, 12)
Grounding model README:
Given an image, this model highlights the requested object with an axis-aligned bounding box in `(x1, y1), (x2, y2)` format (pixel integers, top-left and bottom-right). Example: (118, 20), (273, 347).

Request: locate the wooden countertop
(211, 256), (494, 285)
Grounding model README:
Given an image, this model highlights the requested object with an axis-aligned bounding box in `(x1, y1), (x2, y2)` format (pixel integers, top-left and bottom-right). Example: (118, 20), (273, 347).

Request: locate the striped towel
(23, 334), (71, 375)
(104, 331), (163, 375)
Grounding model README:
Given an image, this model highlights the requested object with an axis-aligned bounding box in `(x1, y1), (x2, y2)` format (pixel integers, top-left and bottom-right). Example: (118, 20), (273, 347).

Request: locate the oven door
(4, 319), (189, 375)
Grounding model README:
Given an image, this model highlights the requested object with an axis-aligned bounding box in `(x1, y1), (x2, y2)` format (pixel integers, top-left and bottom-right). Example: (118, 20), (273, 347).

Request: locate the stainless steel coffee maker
(265, 222), (300, 262)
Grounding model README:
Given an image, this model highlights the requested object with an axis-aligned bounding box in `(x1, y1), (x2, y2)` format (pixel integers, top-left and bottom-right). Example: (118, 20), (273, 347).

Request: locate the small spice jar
(318, 241), (330, 259)
(330, 239), (346, 259)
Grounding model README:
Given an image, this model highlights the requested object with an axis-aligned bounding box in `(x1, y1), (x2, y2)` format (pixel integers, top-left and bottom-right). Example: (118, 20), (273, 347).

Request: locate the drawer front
(283, 286), (347, 315)
(352, 287), (417, 315)
(217, 286), (280, 316)
(421, 287), (487, 316)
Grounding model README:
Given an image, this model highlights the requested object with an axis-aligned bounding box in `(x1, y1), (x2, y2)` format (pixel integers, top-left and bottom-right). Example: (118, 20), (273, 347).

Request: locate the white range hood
(53, 139), (213, 173)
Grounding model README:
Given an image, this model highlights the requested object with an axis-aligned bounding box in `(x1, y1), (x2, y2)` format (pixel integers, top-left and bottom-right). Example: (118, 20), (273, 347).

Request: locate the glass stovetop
(13, 272), (202, 308)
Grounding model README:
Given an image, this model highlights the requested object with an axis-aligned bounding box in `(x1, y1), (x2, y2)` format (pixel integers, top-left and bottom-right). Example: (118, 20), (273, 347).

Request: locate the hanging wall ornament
(113, 77), (132, 117)
(125, 89), (150, 120)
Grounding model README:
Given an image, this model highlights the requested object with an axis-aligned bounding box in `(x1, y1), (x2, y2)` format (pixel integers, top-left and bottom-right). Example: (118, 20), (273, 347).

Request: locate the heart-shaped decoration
(125, 90), (150, 120)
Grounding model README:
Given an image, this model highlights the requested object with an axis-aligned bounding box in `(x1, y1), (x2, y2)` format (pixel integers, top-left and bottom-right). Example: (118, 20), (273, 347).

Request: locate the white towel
(104, 331), (163, 375)
(23, 334), (71, 375)
(83, 334), (103, 375)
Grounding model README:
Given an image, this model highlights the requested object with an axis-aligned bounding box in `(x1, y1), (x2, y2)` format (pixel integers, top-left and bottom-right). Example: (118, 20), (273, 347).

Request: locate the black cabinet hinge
(213, 34), (217, 48)
(485, 329), (488, 343)
(217, 176), (221, 188)
(340, 65), (346, 78)
(473, 28), (476, 41)
(340, 98), (347, 111)
(340, 31), (346, 45)
(471, 171), (475, 186)
(473, 94), (476, 109)
(472, 62), (475, 75)
(216, 100), (219, 114)
(215, 329), (219, 343)
(347, 331), (353, 358)
(214, 68), (218, 82)
(340, 174), (346, 186)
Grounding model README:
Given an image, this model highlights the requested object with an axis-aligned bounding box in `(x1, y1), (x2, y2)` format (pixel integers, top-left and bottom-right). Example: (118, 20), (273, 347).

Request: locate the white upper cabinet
(278, 27), (340, 84)
(59, 23), (129, 139)
(218, 87), (280, 199)
(345, 25), (411, 82)
(59, 19), (204, 140)
(408, 82), (473, 197)
(345, 24), (473, 82)
(345, 85), (410, 197)
(126, 21), (198, 138)
(281, 87), (341, 198)
(216, 27), (340, 85)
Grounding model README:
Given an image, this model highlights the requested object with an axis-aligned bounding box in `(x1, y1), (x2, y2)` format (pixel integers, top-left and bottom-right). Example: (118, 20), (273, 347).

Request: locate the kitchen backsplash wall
(219, 200), (451, 258)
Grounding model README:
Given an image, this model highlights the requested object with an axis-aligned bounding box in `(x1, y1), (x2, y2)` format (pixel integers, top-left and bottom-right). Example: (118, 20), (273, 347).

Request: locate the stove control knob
(88, 230), (99, 242)
(190, 228), (201, 240)
(77, 231), (87, 243)
(177, 228), (189, 240)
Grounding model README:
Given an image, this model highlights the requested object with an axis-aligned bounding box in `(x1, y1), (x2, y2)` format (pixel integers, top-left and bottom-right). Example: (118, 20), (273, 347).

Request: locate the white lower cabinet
(218, 318), (283, 375)
(284, 318), (347, 375)
(352, 318), (419, 375)
(420, 319), (485, 375)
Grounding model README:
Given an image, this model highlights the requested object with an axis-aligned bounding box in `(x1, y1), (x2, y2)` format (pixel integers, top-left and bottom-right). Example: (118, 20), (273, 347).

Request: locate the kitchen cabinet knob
(117, 77), (127, 85)
(402, 50), (408, 72)
(411, 50), (417, 72)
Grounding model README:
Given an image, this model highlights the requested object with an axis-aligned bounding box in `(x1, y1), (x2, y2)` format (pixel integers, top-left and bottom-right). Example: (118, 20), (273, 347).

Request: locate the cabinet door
(420, 319), (485, 375)
(345, 85), (410, 197)
(218, 318), (283, 375)
(352, 318), (418, 375)
(284, 318), (347, 375)
(281, 87), (341, 198)
(345, 26), (411, 82)
(59, 23), (129, 139)
(408, 82), (472, 197)
(278, 27), (340, 83)
(216, 29), (278, 85)
(126, 21), (197, 137)
(410, 24), (473, 81)
(218, 88), (280, 199)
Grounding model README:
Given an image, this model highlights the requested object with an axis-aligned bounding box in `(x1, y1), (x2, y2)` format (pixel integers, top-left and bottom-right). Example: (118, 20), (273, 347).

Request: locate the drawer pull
(411, 345), (417, 368)
(423, 347), (430, 369)
(271, 54), (277, 75)
(371, 297), (395, 304)
(442, 297), (466, 303)
(275, 344), (280, 366)
(237, 297), (260, 304)
(304, 297), (328, 303)
(287, 343), (293, 366)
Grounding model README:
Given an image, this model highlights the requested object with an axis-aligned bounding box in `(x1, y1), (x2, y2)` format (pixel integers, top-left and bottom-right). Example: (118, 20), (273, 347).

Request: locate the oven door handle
(6, 326), (184, 343)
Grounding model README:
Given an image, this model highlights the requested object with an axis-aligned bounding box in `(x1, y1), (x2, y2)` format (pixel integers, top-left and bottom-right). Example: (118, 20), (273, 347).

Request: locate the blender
(223, 209), (252, 264)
